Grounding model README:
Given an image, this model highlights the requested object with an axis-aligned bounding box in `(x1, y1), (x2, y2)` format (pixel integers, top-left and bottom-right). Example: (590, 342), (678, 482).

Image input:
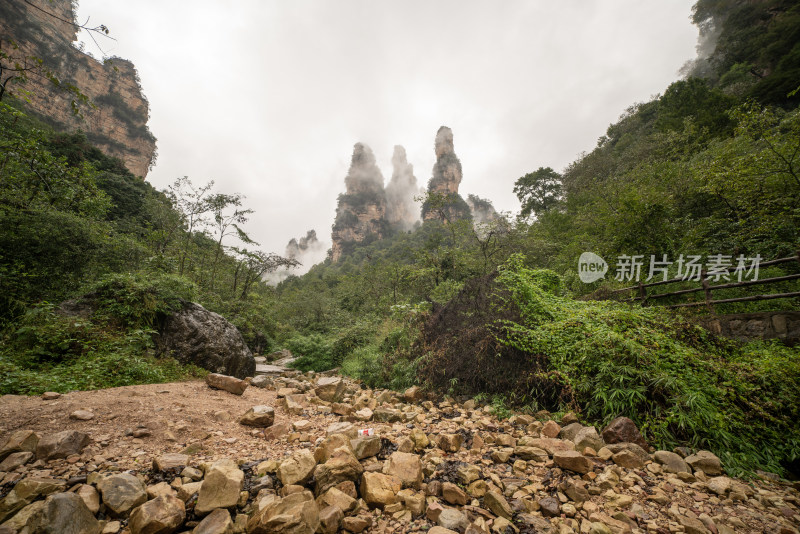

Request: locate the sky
(76, 0), (699, 269)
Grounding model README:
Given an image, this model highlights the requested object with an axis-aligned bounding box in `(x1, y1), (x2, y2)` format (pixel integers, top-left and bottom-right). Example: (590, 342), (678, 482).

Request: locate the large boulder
(35, 430), (89, 461)
(27, 492), (101, 534)
(195, 459), (244, 516)
(601, 416), (649, 450)
(155, 301), (255, 379)
(247, 491), (320, 534)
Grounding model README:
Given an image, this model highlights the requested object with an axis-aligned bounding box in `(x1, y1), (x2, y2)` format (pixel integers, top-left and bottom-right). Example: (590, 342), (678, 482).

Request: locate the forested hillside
(1, 0), (799, 477)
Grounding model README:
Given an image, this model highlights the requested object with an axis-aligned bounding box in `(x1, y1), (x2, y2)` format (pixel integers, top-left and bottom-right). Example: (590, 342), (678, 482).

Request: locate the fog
(76, 0), (698, 265)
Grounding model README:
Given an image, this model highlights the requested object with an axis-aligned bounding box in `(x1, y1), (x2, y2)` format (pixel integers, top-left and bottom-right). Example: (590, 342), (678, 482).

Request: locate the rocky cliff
(385, 145), (422, 231)
(422, 126), (471, 222)
(330, 143), (388, 262)
(0, 0), (156, 178)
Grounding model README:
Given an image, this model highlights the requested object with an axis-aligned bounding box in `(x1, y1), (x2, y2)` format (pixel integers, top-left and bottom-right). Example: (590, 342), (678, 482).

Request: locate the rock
(282, 394), (306, 415)
(373, 408), (402, 423)
(573, 426), (604, 451)
(559, 479), (590, 502)
(97, 473), (147, 517)
(685, 450), (723, 475)
(360, 472), (402, 508)
(353, 408), (373, 421)
(76, 485), (100, 514)
(601, 417), (649, 450)
(155, 301), (255, 378)
(264, 422), (291, 440)
(429, 528), (459, 534)
(69, 410), (95, 421)
(382, 452), (422, 489)
(437, 507), (469, 531)
(403, 386), (423, 402)
(315, 434), (354, 463)
(315, 376), (345, 402)
(239, 406), (275, 427)
(0, 429), (39, 461)
(250, 375), (272, 388)
(317, 487), (357, 515)
(441, 482), (467, 505)
(526, 437), (574, 455)
(278, 450), (317, 486)
(541, 420), (561, 438)
(553, 450), (593, 474)
(612, 450), (644, 469)
(707, 476), (732, 495)
(195, 459), (244, 516)
(41, 392), (61, 400)
(559, 422), (584, 441)
(350, 436), (381, 460)
(456, 464), (481, 485)
(538, 496), (560, 517)
(314, 447), (364, 495)
(205, 373), (249, 395)
(246, 490), (320, 534)
(436, 433), (464, 453)
(0, 451), (33, 471)
(678, 514), (712, 534)
(153, 453), (189, 472)
(177, 482), (203, 502)
(147, 482), (177, 499)
(484, 491), (513, 520)
(603, 443), (650, 464)
(128, 494), (185, 534)
(514, 446), (548, 462)
(653, 450), (690, 474)
(318, 505), (344, 534)
(0, 500), (45, 532)
(192, 508), (233, 534)
(341, 516), (371, 533)
(27, 492), (101, 534)
(35, 430), (89, 461)
(0, 477), (66, 523)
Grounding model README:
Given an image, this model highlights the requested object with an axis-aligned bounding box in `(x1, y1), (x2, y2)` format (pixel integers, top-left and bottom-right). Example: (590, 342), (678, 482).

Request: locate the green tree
(513, 167), (563, 219)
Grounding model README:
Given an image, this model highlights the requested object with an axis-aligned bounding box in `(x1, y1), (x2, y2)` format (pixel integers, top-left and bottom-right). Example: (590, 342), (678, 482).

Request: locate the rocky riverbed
(0, 368), (798, 534)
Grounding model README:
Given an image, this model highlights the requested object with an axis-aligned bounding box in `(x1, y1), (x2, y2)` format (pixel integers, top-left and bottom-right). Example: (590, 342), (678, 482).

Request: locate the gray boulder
(155, 301), (255, 379)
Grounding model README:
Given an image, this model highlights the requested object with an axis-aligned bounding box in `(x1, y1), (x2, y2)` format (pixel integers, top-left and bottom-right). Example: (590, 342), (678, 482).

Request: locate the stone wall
(0, 0), (156, 178)
(698, 311), (800, 344)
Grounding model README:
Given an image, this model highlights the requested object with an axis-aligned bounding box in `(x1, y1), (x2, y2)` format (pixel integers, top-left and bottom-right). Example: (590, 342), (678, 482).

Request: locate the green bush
(286, 334), (335, 372)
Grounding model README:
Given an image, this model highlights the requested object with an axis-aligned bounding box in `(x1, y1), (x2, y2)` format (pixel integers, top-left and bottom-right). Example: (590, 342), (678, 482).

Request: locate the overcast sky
(76, 0), (699, 266)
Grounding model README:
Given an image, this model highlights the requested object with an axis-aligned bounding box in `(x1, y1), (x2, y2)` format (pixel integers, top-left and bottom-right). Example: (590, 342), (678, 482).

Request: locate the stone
(342, 516), (371, 533)
(315, 376), (345, 402)
(541, 420), (561, 438)
(485, 490), (513, 520)
(0, 451), (33, 471)
(264, 422), (291, 440)
(553, 450), (593, 474)
(250, 375), (271, 388)
(41, 392), (61, 400)
(156, 302), (255, 378)
(278, 449), (317, 486)
(373, 408), (402, 423)
(514, 446), (548, 462)
(558, 422), (584, 441)
(246, 490), (320, 534)
(353, 408), (373, 421)
(0, 477), (66, 523)
(192, 508), (233, 534)
(153, 453), (189, 472)
(603, 443), (650, 464)
(239, 406), (275, 427)
(429, 528), (458, 534)
(456, 464), (481, 485)
(27, 492), (101, 534)
(526, 437), (574, 455)
(195, 459), (245, 516)
(205, 373), (248, 395)
(314, 447), (364, 495)
(601, 417), (649, 450)
(76, 484), (100, 514)
(128, 494), (185, 534)
(147, 482), (177, 499)
(538, 496), (560, 517)
(315, 434), (353, 463)
(69, 410), (95, 421)
(97, 473), (147, 517)
(360, 472), (402, 508)
(612, 450), (644, 469)
(437, 507), (469, 531)
(403, 386), (423, 402)
(685, 450), (723, 475)
(678, 514), (712, 534)
(350, 436), (381, 460)
(382, 451), (422, 489)
(35, 430), (89, 461)
(0, 500), (44, 532)
(653, 450), (690, 474)
(317, 487), (357, 515)
(177, 481), (203, 502)
(0, 430), (39, 461)
(441, 482), (468, 505)
(436, 433), (464, 453)
(573, 426), (604, 452)
(318, 505), (344, 534)
(707, 476), (732, 495)
(559, 479), (590, 502)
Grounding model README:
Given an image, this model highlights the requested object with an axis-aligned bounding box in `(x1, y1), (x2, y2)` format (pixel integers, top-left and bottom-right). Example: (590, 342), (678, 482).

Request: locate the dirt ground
(0, 379), (340, 474)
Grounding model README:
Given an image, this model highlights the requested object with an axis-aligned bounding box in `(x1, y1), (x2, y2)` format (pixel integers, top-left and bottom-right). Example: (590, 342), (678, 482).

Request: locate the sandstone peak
(344, 143), (384, 195)
(385, 145), (420, 231)
(423, 126), (470, 221)
(435, 126), (455, 158)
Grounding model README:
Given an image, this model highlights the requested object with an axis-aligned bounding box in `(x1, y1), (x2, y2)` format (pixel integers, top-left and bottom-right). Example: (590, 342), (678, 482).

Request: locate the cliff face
(0, 0), (156, 178)
(330, 143), (387, 262)
(422, 126), (471, 222)
(385, 145), (421, 231)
